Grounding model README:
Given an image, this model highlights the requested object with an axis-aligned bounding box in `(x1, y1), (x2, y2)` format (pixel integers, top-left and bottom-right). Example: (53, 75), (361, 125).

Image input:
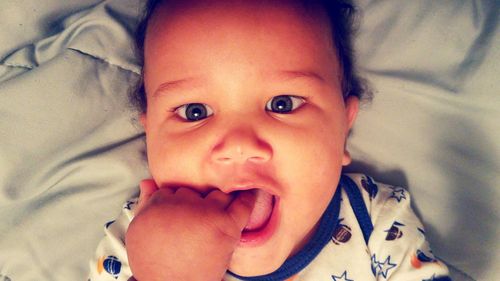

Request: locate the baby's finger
(174, 186), (203, 199)
(135, 179), (160, 214)
(226, 190), (256, 231)
(205, 189), (233, 207)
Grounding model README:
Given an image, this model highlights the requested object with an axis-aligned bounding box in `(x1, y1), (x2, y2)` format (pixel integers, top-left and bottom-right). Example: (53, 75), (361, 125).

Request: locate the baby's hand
(133, 179), (160, 215)
(125, 181), (256, 281)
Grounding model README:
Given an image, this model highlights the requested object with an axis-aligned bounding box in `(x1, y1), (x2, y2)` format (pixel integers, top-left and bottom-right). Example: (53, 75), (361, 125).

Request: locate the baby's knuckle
(203, 216), (240, 242)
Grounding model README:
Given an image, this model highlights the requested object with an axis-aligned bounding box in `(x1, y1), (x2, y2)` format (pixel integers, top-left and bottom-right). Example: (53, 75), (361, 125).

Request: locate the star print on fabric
(371, 254), (397, 279)
(104, 220), (115, 229)
(371, 255), (377, 271)
(331, 271), (353, 281)
(371, 254), (381, 276)
(361, 175), (378, 199)
(417, 227), (426, 235)
(123, 200), (135, 210)
(389, 187), (406, 202)
(378, 256), (397, 278)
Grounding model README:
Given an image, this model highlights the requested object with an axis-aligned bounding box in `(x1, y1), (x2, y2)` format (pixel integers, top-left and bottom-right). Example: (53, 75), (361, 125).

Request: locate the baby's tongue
(244, 189), (274, 231)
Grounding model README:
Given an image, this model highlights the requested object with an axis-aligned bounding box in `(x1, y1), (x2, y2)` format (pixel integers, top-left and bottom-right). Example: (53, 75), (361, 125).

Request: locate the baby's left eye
(174, 103), (214, 122)
(265, 95), (305, 114)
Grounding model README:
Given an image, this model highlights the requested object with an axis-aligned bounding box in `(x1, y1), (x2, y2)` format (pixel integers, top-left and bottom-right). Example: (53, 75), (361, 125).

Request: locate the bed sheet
(347, 1), (499, 280)
(0, 1), (149, 280)
(0, 0), (498, 280)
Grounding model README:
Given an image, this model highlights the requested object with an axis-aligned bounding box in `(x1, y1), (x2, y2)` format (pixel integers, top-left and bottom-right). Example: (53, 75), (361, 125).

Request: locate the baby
(89, 0), (452, 280)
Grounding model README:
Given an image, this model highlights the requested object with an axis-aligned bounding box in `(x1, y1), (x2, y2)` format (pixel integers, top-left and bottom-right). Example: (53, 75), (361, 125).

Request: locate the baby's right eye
(174, 103), (214, 122)
(265, 95), (305, 114)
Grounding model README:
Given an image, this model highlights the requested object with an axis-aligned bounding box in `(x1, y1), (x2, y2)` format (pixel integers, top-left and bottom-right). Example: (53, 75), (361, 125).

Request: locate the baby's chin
(228, 254), (285, 277)
(228, 218), (322, 277)
(228, 239), (292, 276)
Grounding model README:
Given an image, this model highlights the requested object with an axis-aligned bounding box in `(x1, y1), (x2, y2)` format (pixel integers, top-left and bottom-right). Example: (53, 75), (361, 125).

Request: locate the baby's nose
(210, 127), (272, 165)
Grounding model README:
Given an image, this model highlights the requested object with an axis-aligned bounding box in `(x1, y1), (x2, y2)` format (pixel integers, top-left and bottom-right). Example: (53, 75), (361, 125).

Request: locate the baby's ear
(139, 113), (147, 130)
(345, 96), (359, 130)
(342, 97), (359, 166)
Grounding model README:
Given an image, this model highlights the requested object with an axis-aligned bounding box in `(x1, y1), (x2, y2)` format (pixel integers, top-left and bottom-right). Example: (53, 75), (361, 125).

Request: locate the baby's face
(142, 0), (358, 276)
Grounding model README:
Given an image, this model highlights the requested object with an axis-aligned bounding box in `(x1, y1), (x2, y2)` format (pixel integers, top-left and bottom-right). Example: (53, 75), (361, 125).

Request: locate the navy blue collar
(228, 178), (343, 281)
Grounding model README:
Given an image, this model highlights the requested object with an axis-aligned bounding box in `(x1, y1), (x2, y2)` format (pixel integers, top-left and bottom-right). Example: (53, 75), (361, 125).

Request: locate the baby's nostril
(248, 156), (267, 163)
(217, 157), (231, 163)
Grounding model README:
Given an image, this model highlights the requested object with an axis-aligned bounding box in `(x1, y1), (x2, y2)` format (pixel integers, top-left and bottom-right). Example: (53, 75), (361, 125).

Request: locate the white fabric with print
(88, 174), (450, 281)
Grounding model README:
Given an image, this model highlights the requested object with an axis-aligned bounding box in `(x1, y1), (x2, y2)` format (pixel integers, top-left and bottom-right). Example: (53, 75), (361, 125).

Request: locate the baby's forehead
(146, 0), (335, 60)
(153, 0), (325, 13)
(148, 0), (331, 35)
(143, 0), (341, 96)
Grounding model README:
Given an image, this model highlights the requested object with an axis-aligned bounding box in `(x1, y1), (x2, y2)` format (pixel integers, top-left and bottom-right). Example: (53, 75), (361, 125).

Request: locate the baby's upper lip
(214, 164), (280, 195)
(223, 180), (280, 197)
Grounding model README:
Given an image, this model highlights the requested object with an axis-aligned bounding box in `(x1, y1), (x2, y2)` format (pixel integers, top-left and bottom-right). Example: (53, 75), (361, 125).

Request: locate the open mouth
(244, 189), (275, 232)
(239, 189), (279, 246)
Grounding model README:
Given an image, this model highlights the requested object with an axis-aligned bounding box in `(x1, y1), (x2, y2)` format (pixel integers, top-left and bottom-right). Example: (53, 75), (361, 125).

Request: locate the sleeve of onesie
(364, 178), (452, 281)
(87, 198), (138, 281)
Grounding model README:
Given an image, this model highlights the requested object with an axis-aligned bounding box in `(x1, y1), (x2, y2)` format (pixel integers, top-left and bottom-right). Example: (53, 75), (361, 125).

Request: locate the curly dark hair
(130, 0), (371, 113)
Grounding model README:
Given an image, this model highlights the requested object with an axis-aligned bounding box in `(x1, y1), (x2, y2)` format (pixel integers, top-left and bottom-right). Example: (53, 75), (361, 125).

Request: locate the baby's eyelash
(169, 95), (306, 122)
(174, 103), (214, 122)
(265, 95), (306, 114)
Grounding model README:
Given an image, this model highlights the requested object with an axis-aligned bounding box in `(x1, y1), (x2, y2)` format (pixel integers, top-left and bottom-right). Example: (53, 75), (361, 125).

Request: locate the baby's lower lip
(239, 196), (279, 247)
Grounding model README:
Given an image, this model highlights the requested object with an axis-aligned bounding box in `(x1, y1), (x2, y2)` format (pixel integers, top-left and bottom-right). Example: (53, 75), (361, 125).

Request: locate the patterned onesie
(88, 174), (452, 281)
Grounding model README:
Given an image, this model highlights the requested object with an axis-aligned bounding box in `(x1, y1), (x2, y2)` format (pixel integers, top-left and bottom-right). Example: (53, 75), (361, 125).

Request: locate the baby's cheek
(147, 144), (191, 183)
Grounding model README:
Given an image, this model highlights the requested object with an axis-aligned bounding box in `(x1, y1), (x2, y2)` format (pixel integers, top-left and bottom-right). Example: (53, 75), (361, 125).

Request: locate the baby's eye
(175, 103), (214, 121)
(265, 95), (305, 114)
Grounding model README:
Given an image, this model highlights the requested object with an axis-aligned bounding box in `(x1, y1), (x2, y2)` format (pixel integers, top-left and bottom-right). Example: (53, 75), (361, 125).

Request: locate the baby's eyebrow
(153, 77), (204, 98)
(153, 70), (325, 97)
(271, 70), (326, 84)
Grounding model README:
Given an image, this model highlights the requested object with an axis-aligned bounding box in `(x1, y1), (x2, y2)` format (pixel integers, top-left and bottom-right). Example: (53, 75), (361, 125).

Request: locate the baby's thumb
(135, 179), (159, 215)
(226, 190), (256, 231)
